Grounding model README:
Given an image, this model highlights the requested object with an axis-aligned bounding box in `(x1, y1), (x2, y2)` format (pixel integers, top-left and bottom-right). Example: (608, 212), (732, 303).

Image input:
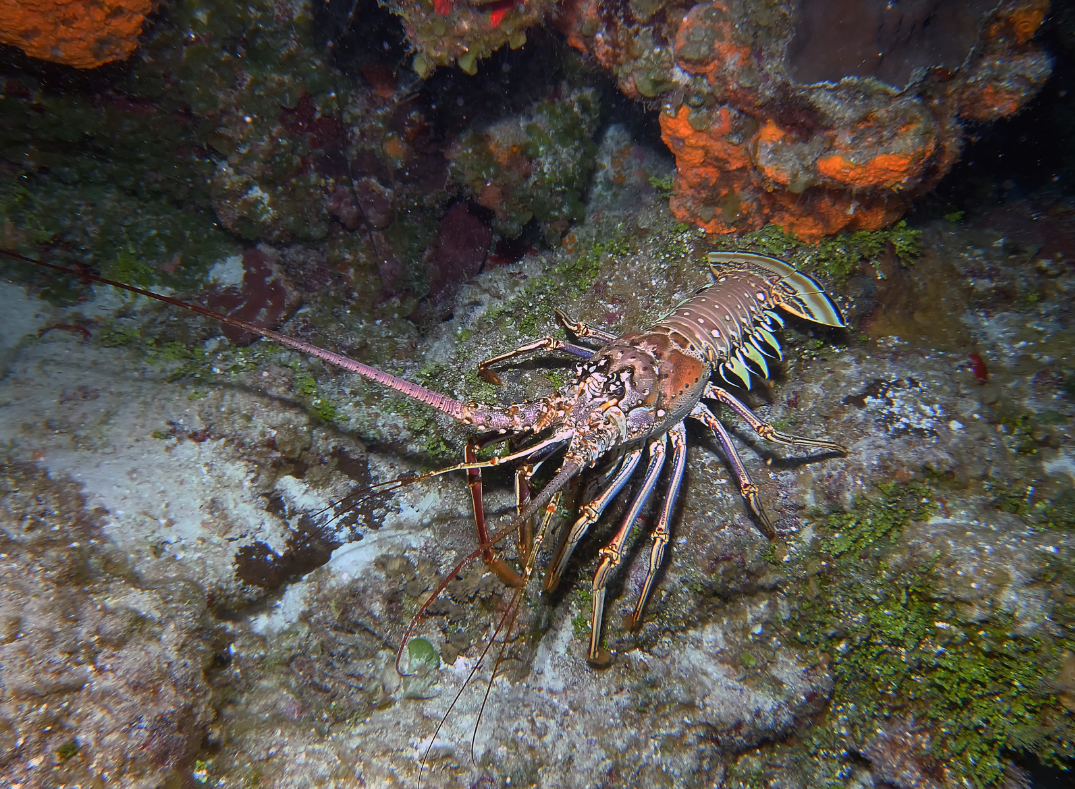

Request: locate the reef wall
(0, 0), (1055, 242)
(0, 0), (156, 68)
(557, 0), (1053, 238)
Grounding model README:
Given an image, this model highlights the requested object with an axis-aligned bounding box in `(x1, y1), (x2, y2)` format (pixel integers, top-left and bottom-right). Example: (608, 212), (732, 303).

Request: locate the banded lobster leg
(690, 402), (776, 539)
(553, 308), (618, 344)
(510, 434), (571, 571)
(477, 337), (595, 385)
(466, 431), (529, 586)
(586, 433), (669, 665)
(464, 423), (579, 586)
(465, 414), (577, 586)
(544, 446), (645, 592)
(629, 421), (687, 630)
(703, 383), (846, 454)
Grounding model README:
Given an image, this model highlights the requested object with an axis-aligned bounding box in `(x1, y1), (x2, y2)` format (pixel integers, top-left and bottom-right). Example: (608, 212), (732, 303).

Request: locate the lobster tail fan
(775, 279), (845, 328)
(720, 357), (753, 389)
(708, 251), (846, 328)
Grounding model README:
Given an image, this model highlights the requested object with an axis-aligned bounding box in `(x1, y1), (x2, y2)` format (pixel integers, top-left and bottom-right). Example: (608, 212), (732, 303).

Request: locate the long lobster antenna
(1, 248), (468, 421)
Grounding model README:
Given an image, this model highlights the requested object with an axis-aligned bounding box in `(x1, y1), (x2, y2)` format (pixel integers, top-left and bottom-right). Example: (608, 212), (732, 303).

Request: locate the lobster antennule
(708, 251), (846, 328)
(0, 248), (479, 423)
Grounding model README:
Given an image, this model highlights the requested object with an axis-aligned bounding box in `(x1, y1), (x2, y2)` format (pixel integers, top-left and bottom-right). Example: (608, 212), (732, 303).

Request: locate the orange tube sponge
(0, 0), (154, 69)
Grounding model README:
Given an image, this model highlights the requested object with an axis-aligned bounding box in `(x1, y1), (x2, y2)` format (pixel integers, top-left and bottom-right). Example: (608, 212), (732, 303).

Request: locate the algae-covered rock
(449, 85), (601, 240)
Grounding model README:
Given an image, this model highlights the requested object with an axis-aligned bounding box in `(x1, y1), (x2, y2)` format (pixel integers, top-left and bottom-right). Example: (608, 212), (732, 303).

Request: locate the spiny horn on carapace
(0, 245), (846, 673)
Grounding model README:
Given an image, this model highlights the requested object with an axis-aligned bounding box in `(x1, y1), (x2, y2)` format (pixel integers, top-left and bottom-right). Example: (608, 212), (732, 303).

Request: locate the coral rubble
(0, 0), (155, 68)
(558, 0), (1052, 239)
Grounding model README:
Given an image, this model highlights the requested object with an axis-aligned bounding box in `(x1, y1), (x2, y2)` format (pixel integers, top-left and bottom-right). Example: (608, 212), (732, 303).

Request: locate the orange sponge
(0, 0), (154, 69)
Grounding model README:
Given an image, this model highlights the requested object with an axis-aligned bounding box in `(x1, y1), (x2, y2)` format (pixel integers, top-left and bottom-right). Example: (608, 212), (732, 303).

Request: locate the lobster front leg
(692, 402), (776, 539)
(587, 434), (668, 666)
(476, 337), (594, 385)
(545, 447), (644, 593)
(703, 383), (846, 454)
(514, 462), (535, 563)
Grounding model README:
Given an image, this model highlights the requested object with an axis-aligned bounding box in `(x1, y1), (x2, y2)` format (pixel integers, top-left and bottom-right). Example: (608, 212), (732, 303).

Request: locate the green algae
(0, 170), (231, 299)
(776, 481), (1075, 787)
(725, 221), (922, 288)
(378, 395), (458, 465)
(0, 0), (338, 291)
(287, 361), (349, 425)
(56, 739), (79, 760)
(649, 174), (675, 200)
(406, 636), (440, 670)
(478, 233), (634, 349)
(985, 478), (1075, 531)
(93, 316), (350, 426)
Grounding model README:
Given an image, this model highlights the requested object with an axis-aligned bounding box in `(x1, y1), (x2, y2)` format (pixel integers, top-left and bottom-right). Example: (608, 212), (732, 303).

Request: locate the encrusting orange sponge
(0, 0), (154, 69)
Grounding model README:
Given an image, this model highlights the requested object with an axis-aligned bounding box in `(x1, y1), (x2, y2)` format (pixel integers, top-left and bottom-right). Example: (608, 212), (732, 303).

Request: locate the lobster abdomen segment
(707, 252), (845, 327)
(654, 272), (766, 365)
(650, 252), (844, 388)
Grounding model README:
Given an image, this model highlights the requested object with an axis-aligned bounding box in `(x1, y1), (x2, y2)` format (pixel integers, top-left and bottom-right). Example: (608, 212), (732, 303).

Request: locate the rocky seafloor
(2, 2), (1075, 787)
(3, 125), (1075, 787)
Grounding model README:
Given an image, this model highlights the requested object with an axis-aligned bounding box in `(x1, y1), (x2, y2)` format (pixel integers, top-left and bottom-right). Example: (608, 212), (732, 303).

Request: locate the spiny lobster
(1, 247), (845, 667)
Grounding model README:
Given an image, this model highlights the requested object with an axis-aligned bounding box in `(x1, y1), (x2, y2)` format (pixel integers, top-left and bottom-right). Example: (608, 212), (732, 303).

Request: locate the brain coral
(0, 0), (155, 69)
(557, 0), (1052, 239)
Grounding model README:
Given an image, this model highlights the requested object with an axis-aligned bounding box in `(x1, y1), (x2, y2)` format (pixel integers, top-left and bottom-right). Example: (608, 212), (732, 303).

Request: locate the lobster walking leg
(477, 337), (595, 385)
(587, 434), (668, 665)
(513, 463), (536, 560)
(545, 447), (644, 592)
(629, 422), (687, 629)
(703, 384), (846, 454)
(692, 403), (776, 539)
(554, 308), (617, 343)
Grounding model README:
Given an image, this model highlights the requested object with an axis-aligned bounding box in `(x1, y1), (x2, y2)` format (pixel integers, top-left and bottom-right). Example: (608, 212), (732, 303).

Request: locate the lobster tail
(708, 251), (845, 328)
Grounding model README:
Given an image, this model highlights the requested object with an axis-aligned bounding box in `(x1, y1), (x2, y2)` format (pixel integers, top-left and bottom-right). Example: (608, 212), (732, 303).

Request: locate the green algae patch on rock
(0, 0), (349, 289)
(723, 220), (922, 289)
(778, 481), (1075, 787)
(0, 169), (232, 299)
